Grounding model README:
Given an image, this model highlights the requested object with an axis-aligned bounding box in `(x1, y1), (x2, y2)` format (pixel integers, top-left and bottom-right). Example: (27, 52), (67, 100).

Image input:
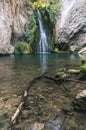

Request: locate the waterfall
(37, 10), (49, 53)
(59, 0), (76, 28)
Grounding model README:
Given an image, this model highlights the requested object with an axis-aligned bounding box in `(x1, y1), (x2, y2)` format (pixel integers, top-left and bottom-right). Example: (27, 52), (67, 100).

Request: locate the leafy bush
(15, 42), (32, 54)
(33, 1), (48, 8)
(24, 13), (38, 44)
(79, 60), (86, 80)
(46, 0), (60, 24)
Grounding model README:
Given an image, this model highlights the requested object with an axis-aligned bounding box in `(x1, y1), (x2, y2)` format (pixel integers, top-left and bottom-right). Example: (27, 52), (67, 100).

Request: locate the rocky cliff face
(56, 0), (86, 53)
(0, 0), (27, 54)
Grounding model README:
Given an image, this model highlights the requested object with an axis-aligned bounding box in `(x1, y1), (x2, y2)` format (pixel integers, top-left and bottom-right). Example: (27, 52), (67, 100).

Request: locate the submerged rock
(28, 123), (44, 130)
(43, 117), (62, 130)
(28, 117), (62, 130)
(56, 0), (86, 53)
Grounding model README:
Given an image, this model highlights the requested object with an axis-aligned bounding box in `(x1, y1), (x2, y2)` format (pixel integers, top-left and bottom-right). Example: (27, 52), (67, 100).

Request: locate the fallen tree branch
(43, 76), (86, 92)
(11, 72), (47, 124)
(11, 73), (86, 124)
(43, 76), (70, 91)
(26, 72), (47, 91)
(43, 76), (86, 84)
(63, 78), (86, 84)
(11, 91), (28, 124)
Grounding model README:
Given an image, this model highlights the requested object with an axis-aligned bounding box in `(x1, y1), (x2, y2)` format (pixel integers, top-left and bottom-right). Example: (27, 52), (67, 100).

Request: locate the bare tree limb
(11, 72), (47, 124)
(43, 76), (86, 84)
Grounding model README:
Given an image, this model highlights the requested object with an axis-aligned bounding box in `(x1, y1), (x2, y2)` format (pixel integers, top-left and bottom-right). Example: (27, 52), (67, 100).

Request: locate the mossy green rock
(15, 42), (32, 54)
(79, 64), (86, 80)
(54, 48), (58, 53)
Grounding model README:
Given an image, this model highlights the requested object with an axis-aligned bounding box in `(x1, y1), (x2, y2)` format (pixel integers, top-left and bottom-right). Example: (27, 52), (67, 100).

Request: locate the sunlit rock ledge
(0, 0), (27, 54)
(56, 0), (86, 54)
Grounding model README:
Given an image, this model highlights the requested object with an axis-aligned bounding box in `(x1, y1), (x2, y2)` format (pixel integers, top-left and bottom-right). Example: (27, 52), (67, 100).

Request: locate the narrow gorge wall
(56, 0), (86, 53)
(0, 0), (27, 54)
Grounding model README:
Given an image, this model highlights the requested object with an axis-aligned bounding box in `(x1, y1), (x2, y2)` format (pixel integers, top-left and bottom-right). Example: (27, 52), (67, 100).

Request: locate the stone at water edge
(73, 90), (86, 111)
(0, 44), (14, 54)
(76, 90), (86, 99)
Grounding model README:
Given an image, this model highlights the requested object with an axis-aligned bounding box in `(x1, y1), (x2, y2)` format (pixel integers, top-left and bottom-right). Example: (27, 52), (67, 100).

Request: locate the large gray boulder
(56, 0), (86, 52)
(0, 0), (27, 54)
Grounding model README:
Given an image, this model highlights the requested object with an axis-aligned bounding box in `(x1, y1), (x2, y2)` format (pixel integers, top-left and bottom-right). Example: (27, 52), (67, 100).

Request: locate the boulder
(56, 0), (86, 52)
(73, 90), (86, 111)
(78, 47), (86, 55)
(0, 0), (27, 54)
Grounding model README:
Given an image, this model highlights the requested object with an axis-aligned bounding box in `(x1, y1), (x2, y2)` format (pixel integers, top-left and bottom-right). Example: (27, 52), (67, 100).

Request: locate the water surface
(0, 53), (85, 130)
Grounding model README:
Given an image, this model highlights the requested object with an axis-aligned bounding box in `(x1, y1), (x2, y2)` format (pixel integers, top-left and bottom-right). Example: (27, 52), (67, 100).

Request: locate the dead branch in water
(11, 72), (47, 124)
(63, 78), (86, 84)
(11, 91), (28, 124)
(43, 76), (86, 84)
(11, 72), (86, 124)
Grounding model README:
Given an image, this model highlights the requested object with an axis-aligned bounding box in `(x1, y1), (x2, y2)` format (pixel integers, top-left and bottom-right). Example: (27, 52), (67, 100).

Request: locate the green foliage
(33, 1), (48, 8)
(15, 42), (32, 54)
(79, 60), (86, 80)
(46, 0), (60, 24)
(24, 13), (37, 44)
(33, 0), (60, 24)
(23, 0), (60, 52)
(54, 48), (59, 53)
(81, 59), (86, 65)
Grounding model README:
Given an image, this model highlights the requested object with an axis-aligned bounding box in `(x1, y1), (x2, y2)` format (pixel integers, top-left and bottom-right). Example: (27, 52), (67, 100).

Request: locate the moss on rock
(79, 60), (86, 80)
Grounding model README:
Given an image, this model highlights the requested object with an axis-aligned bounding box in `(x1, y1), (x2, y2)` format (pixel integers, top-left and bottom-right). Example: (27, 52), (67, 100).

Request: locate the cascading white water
(37, 10), (49, 53)
(59, 0), (76, 28)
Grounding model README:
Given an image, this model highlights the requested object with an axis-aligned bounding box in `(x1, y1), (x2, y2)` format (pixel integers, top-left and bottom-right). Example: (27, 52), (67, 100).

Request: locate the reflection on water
(39, 53), (81, 73)
(0, 53), (82, 90)
(0, 53), (82, 80)
(39, 54), (48, 73)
